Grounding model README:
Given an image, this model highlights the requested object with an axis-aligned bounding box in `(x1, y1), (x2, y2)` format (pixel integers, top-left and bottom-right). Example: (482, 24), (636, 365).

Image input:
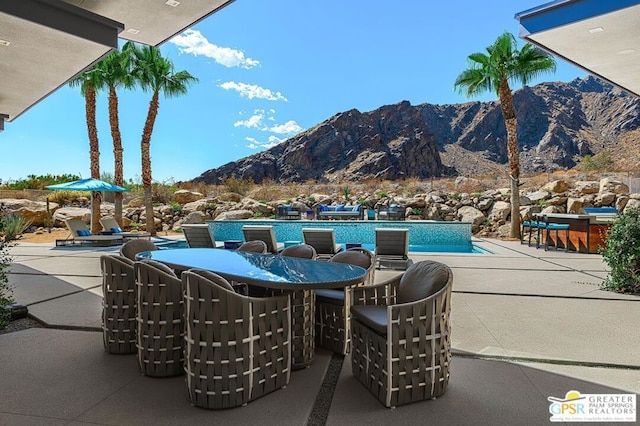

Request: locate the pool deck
(1, 237), (639, 425)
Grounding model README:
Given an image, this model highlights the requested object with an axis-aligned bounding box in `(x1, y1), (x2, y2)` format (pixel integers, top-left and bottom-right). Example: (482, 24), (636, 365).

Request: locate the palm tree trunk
(498, 79), (521, 239)
(86, 87), (102, 235)
(141, 92), (160, 236)
(108, 86), (124, 226)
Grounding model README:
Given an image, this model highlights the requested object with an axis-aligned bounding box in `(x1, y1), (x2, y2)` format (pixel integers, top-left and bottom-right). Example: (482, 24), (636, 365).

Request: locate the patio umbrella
(45, 178), (130, 233)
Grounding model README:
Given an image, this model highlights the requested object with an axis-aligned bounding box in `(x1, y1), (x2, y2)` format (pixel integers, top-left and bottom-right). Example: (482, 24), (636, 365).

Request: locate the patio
(1, 238), (638, 425)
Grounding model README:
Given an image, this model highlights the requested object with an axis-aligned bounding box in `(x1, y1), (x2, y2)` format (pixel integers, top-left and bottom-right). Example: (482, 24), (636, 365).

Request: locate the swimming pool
(200, 220), (490, 254)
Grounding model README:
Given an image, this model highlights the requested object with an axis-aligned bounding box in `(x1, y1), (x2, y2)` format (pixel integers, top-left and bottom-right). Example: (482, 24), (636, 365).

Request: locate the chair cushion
(319, 204), (329, 212)
(351, 305), (387, 335)
(397, 261), (449, 304)
(111, 227), (123, 233)
(77, 229), (91, 236)
(315, 289), (344, 305)
(335, 204), (345, 211)
(329, 250), (371, 269)
(352, 205), (360, 212)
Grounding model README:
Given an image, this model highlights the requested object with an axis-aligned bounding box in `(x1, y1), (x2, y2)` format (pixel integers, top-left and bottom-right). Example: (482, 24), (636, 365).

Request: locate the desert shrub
(48, 190), (89, 205)
(580, 151), (614, 173)
(600, 207), (640, 294)
(0, 207), (14, 329)
(223, 176), (254, 195)
(168, 201), (182, 213)
(1, 214), (32, 241)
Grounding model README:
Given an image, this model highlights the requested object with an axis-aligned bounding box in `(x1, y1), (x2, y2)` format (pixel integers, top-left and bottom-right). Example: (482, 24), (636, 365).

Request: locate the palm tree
(454, 32), (556, 239)
(129, 43), (198, 235)
(69, 67), (104, 234)
(95, 45), (135, 226)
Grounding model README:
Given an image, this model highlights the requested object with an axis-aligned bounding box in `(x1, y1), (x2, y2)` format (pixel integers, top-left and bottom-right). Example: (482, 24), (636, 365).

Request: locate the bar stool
(544, 223), (570, 251)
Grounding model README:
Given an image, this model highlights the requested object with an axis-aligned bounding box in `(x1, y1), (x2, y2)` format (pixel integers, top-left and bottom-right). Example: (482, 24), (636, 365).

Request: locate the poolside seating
(377, 204), (405, 221)
(100, 255), (136, 354)
(242, 225), (284, 254)
(59, 218), (124, 247)
(119, 239), (158, 261)
(182, 269), (291, 409)
(100, 216), (150, 239)
(181, 224), (223, 248)
(350, 260), (453, 407)
(316, 204), (364, 220)
(237, 240), (268, 253)
(375, 228), (412, 270)
(316, 248), (375, 355)
(276, 204), (302, 220)
(302, 228), (343, 260)
(135, 260), (184, 377)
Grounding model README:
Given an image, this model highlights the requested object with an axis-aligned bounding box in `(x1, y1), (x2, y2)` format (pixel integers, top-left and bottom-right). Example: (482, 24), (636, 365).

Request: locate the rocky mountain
(194, 76), (640, 184)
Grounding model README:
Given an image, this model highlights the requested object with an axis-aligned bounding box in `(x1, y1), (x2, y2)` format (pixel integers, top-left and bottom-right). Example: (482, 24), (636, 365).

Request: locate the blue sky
(0, 0), (585, 184)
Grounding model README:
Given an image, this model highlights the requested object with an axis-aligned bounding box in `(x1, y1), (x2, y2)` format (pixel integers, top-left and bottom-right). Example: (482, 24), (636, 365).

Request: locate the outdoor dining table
(138, 247), (367, 369)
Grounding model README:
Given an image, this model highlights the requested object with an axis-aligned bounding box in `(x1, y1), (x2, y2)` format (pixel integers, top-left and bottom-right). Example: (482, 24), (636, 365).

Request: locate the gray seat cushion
(350, 305), (387, 335)
(397, 261), (449, 304)
(315, 289), (344, 305)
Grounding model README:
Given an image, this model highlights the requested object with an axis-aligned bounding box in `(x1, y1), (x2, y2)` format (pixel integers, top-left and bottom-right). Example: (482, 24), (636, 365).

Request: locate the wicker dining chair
(277, 243), (318, 368)
(315, 248), (375, 355)
(237, 240), (268, 253)
(182, 269), (291, 409)
(135, 259), (184, 377)
(350, 260), (453, 408)
(100, 254), (136, 354)
(120, 239), (158, 261)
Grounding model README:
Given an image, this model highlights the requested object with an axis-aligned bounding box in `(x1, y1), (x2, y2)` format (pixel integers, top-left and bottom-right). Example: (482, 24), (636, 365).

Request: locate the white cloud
(267, 120), (303, 135)
(170, 29), (259, 69)
(246, 135), (285, 150)
(234, 112), (264, 129)
(220, 81), (288, 101)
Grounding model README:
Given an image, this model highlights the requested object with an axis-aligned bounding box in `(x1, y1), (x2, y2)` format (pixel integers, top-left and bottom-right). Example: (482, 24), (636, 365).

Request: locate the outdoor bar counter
(536, 213), (614, 253)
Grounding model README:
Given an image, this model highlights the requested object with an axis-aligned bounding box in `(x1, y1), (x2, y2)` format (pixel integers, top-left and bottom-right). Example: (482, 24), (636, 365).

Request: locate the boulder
(214, 209), (254, 220)
(574, 181), (599, 194)
(488, 201), (511, 223)
(496, 223), (512, 238)
(127, 197), (144, 208)
(52, 206), (90, 227)
(526, 191), (550, 203)
(566, 197), (587, 213)
(476, 197), (494, 211)
(541, 180), (569, 193)
(594, 192), (616, 206)
(454, 176), (483, 193)
(183, 211), (205, 224)
(615, 195), (629, 212)
(217, 192), (243, 203)
(599, 178), (629, 194)
(173, 190), (203, 204)
(0, 198), (58, 227)
(457, 206), (486, 232)
(624, 199), (640, 211)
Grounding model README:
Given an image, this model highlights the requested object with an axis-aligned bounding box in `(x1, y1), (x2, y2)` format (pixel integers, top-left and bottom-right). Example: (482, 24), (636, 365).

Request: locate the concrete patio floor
(1, 238), (638, 425)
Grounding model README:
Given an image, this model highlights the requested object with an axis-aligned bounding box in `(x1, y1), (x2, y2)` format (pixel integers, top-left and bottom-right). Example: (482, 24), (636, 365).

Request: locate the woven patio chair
(183, 269), (291, 409)
(120, 239), (158, 261)
(100, 254), (136, 354)
(237, 240), (268, 253)
(350, 260), (453, 408)
(277, 243), (318, 368)
(135, 259), (184, 377)
(279, 243), (317, 259)
(315, 248), (375, 355)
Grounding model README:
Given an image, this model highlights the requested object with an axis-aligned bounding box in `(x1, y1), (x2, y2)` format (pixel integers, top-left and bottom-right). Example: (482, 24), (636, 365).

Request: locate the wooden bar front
(538, 214), (612, 253)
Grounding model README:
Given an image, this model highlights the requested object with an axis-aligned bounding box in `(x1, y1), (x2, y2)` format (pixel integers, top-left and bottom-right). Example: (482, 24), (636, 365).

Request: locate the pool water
(162, 220), (490, 254)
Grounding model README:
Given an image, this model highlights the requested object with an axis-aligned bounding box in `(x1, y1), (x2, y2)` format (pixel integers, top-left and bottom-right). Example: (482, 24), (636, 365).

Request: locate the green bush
(600, 207), (640, 294)
(168, 201), (182, 213)
(1, 214), (32, 241)
(0, 208), (15, 329)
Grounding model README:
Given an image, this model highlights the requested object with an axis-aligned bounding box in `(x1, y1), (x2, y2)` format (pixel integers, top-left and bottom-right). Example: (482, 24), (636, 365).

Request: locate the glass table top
(140, 248), (368, 290)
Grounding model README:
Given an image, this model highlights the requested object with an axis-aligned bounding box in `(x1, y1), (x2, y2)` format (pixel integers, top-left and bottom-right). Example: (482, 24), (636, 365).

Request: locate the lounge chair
(100, 216), (150, 239)
(375, 228), (412, 270)
(242, 225), (284, 254)
(59, 218), (124, 247)
(350, 260), (453, 407)
(181, 224), (224, 248)
(302, 228), (343, 260)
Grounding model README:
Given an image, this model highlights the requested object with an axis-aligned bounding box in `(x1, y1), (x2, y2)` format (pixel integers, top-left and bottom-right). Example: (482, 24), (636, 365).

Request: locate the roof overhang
(0, 0), (235, 128)
(516, 0), (640, 98)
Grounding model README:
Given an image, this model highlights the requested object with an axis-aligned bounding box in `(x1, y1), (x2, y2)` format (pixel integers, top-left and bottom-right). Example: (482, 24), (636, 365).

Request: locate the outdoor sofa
(316, 204), (364, 220)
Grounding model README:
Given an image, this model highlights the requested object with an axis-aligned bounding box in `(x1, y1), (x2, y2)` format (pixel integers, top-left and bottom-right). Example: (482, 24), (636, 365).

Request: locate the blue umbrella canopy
(45, 178), (130, 192)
